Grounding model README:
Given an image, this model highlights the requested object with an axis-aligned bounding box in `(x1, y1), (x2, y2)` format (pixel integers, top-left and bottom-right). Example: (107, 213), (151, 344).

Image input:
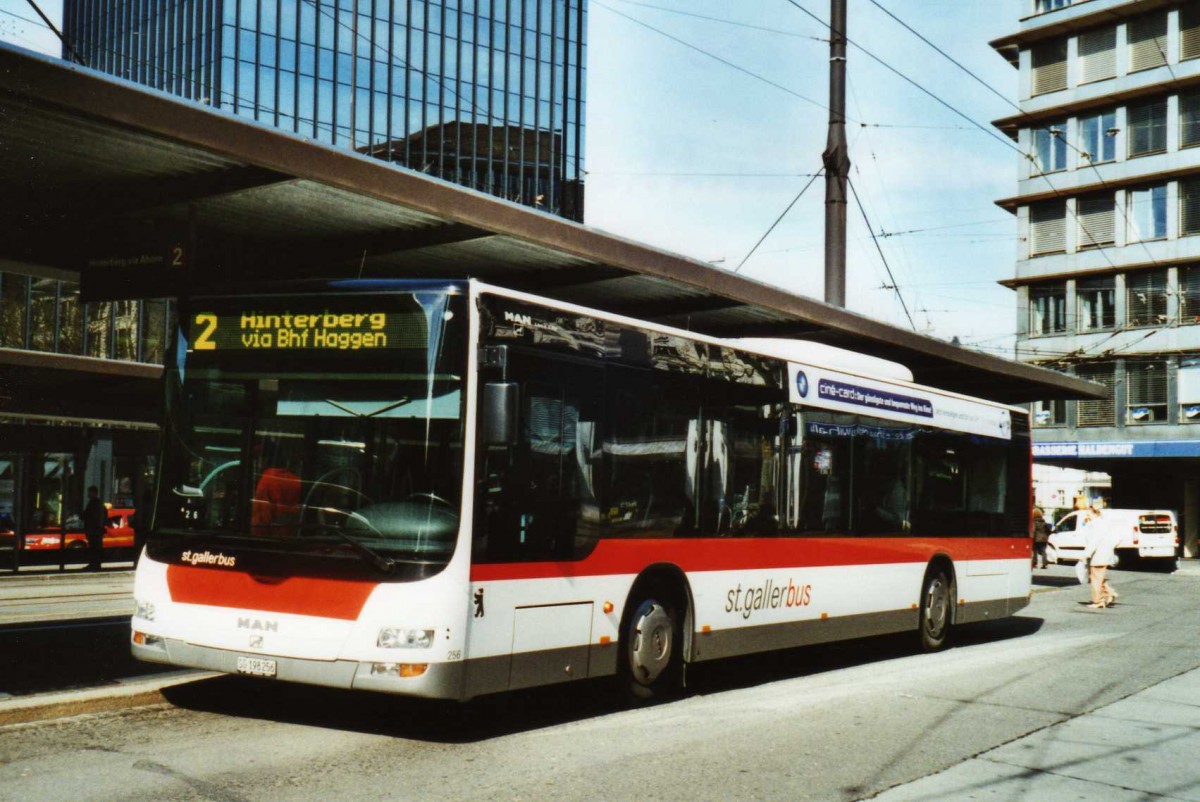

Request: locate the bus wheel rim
(925, 576), (948, 638)
(629, 600), (672, 685)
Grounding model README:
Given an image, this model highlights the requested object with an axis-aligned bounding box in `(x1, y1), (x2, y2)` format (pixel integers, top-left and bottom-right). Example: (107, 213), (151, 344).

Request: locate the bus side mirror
(481, 382), (518, 446)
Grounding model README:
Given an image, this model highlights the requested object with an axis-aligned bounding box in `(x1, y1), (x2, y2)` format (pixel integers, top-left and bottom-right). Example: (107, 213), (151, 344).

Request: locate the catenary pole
(823, 0), (849, 307)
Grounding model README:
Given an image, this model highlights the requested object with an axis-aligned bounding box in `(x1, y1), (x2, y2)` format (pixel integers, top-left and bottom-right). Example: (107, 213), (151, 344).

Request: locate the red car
(23, 508), (136, 551)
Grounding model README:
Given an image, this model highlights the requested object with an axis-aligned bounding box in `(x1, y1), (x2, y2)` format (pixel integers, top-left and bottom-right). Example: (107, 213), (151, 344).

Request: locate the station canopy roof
(0, 44), (1100, 409)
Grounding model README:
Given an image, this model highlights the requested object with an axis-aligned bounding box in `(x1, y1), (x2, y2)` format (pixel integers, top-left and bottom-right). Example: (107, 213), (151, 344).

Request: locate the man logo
(796, 370), (810, 399)
(249, 635), (264, 648)
(237, 617), (279, 632)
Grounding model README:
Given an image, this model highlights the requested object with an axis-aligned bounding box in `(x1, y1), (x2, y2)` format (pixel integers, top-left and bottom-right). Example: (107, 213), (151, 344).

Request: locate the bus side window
(794, 413), (853, 534)
(474, 364), (602, 563)
(605, 368), (697, 538)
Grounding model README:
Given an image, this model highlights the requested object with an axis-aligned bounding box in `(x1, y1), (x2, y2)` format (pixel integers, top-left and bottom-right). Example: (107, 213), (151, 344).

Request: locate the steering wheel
(300, 467), (364, 524)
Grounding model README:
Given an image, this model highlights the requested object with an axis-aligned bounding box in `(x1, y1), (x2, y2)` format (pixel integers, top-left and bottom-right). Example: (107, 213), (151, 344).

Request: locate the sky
(0, 0), (1025, 354)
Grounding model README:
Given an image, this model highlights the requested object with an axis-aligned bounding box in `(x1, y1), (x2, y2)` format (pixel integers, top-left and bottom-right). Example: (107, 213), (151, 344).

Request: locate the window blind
(1126, 271), (1168, 327)
(1181, 267), (1200, 324)
(1030, 201), (1067, 254)
(1076, 364), (1116, 427)
(1078, 27), (1116, 82)
(1032, 40), (1068, 95)
(1126, 360), (1167, 424)
(1128, 13), (1168, 72)
(1127, 361), (1167, 406)
(1182, 5), (1200, 61)
(1077, 196), (1115, 248)
(1182, 181), (1200, 236)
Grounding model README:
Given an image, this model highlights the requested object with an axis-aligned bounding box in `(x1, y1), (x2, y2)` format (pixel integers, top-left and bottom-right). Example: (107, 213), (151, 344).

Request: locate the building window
(59, 283), (83, 356)
(1182, 180), (1200, 236)
(1128, 98), (1168, 157)
(1180, 356), (1200, 421)
(1127, 185), (1167, 242)
(1076, 363), (1116, 427)
(1077, 276), (1116, 331)
(1034, 122), (1068, 173)
(0, 273), (28, 349)
(29, 279), (57, 353)
(1126, 360), (1167, 424)
(1077, 195), (1116, 249)
(1182, 5), (1200, 62)
(1031, 40), (1068, 96)
(1126, 270), (1168, 327)
(1078, 27), (1116, 83)
(1033, 398), (1066, 427)
(1030, 200), (1067, 255)
(1031, 283), (1067, 335)
(1181, 267), (1200, 324)
(1079, 109), (1117, 163)
(1034, 0), (1071, 13)
(87, 302), (113, 359)
(1181, 92), (1200, 149)
(1128, 13), (1169, 73)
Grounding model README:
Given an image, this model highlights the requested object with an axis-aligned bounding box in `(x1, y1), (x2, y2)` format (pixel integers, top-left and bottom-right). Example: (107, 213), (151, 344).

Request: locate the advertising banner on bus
(787, 364), (1011, 440)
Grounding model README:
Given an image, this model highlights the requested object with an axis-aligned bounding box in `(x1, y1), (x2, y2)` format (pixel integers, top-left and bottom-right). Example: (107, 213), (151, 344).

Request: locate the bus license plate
(236, 656), (277, 677)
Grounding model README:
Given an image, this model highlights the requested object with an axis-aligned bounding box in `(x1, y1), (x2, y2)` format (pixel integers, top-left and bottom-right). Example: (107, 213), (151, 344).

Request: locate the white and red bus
(132, 280), (1032, 700)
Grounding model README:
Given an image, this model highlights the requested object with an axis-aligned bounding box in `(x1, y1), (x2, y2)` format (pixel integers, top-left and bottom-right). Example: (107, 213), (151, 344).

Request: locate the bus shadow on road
(160, 616), (1043, 743)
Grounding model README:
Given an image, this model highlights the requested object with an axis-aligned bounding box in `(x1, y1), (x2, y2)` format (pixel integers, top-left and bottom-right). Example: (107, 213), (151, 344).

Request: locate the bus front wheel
(919, 566), (952, 652)
(620, 584), (682, 701)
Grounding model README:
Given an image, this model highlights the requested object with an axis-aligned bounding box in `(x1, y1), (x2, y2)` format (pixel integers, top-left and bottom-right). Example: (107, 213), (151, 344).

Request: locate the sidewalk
(872, 666), (1200, 800)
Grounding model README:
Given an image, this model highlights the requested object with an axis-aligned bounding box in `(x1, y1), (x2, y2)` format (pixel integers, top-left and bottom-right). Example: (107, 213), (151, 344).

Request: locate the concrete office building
(61, 0), (587, 221)
(993, 0), (1200, 554)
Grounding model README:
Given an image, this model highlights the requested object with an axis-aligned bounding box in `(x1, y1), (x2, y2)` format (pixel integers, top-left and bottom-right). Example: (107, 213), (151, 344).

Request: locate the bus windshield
(152, 289), (468, 580)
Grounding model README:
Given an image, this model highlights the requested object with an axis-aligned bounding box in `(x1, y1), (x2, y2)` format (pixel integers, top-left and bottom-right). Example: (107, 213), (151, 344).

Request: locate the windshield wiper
(298, 513), (395, 574)
(321, 397), (411, 418)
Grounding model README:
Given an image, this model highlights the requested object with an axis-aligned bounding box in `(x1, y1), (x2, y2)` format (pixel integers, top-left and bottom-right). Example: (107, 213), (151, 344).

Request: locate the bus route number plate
(237, 656), (277, 678)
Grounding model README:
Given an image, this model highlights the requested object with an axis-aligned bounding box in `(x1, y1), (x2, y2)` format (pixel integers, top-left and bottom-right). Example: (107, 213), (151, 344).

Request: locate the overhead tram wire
(607, 0), (827, 41)
(788, 0), (1156, 362)
(865, 0), (1014, 109)
(848, 177), (917, 330)
(862, 0), (1175, 352)
(779, 0), (1019, 155)
(733, 169), (825, 274)
(22, 0), (84, 64)
(846, 75), (928, 329)
(593, 0), (840, 117)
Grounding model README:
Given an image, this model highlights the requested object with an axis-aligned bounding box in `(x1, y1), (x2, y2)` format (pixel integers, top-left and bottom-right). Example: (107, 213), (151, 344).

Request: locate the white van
(1047, 509), (1178, 566)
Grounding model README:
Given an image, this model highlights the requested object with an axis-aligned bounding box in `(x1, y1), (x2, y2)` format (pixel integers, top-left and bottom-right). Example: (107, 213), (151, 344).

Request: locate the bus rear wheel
(919, 566), (952, 652)
(620, 585), (682, 701)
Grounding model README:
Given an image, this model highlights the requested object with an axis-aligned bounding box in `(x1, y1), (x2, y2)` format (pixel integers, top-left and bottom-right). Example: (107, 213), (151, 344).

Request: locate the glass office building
(62, 0), (587, 220)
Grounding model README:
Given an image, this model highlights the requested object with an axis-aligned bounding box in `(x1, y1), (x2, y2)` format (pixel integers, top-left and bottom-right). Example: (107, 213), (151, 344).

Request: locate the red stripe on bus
(469, 537), (1030, 582)
(166, 565), (376, 620)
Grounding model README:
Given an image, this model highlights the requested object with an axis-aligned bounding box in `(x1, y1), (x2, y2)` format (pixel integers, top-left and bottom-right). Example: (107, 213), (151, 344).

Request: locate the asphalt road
(1, 562), (1197, 802)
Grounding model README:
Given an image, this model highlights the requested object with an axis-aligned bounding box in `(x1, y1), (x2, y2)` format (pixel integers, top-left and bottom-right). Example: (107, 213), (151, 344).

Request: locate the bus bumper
(132, 636), (467, 700)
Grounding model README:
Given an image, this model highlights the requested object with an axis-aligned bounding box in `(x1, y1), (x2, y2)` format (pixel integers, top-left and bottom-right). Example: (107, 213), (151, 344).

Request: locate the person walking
(82, 485), (106, 572)
(1081, 501), (1119, 608)
(1032, 506), (1050, 569)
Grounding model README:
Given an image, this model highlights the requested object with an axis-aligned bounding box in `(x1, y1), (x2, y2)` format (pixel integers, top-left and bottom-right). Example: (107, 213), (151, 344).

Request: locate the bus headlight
(135, 600), (156, 621)
(377, 627), (435, 649)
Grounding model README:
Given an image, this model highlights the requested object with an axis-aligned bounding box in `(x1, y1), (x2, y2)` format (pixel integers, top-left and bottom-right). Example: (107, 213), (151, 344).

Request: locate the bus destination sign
(190, 309), (425, 352)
